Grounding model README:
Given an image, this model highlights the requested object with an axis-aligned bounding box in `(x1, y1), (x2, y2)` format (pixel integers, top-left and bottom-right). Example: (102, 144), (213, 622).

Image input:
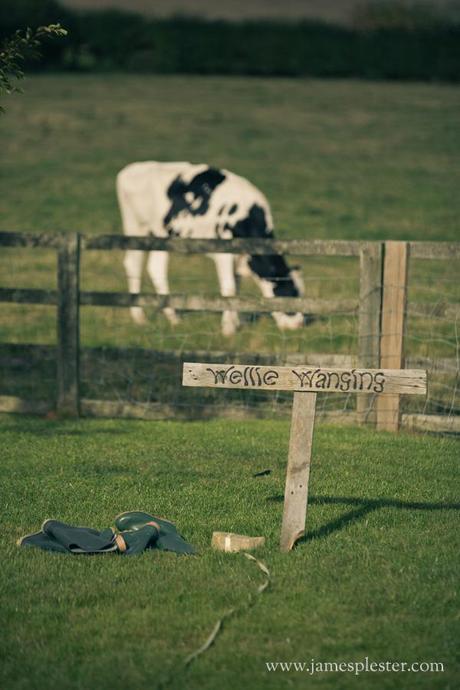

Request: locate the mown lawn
(1, 414), (459, 690)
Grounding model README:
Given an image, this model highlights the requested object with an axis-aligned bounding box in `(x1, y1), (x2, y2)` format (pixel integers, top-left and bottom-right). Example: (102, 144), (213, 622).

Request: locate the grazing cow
(116, 161), (305, 336)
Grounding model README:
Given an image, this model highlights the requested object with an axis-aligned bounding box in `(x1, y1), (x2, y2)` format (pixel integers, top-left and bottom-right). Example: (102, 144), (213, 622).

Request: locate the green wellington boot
(18, 519), (159, 556)
(115, 511), (196, 555)
(117, 524), (160, 555)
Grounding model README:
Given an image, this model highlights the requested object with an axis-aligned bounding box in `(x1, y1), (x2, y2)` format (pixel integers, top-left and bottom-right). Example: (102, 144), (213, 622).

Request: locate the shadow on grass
(266, 494), (460, 544)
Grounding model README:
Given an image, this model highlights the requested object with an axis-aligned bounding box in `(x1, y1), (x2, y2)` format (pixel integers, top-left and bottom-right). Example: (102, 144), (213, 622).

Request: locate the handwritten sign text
(183, 363), (427, 396)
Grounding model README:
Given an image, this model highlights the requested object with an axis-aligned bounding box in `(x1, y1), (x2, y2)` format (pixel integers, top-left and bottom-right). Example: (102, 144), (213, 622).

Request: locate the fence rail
(4, 286), (458, 321)
(0, 287), (358, 315)
(1, 231), (459, 433)
(2, 231), (460, 259)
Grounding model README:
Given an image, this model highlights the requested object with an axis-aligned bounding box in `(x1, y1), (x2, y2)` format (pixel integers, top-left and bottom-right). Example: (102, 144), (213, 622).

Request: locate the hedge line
(1, 0), (459, 81)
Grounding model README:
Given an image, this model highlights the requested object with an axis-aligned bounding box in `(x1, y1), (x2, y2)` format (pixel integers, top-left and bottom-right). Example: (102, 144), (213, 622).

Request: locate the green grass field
(0, 75), (459, 690)
(0, 75), (459, 415)
(1, 75), (459, 240)
(1, 414), (459, 690)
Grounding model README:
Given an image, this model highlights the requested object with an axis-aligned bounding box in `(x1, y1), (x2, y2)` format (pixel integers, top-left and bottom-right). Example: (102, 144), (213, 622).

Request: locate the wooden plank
(81, 398), (283, 421)
(80, 399), (359, 424)
(0, 395), (52, 415)
(401, 414), (460, 434)
(79, 290), (358, 315)
(4, 393), (459, 434)
(357, 242), (383, 425)
(183, 362), (427, 395)
(80, 398), (178, 420)
(409, 242), (460, 260)
(0, 287), (58, 305)
(0, 285), (408, 320)
(0, 231), (65, 248)
(83, 234), (363, 256)
(2, 231), (459, 259)
(280, 392), (317, 552)
(0, 287), (355, 315)
(376, 242), (409, 432)
(56, 233), (80, 417)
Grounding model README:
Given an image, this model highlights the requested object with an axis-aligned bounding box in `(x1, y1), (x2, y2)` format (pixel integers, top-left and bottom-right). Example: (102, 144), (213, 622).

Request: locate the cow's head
(248, 255), (307, 330)
(226, 202), (309, 332)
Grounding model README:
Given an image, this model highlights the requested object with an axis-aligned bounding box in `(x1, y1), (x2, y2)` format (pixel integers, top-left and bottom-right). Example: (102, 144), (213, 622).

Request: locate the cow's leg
(118, 183), (148, 326)
(235, 254), (252, 279)
(123, 250), (147, 325)
(147, 251), (180, 326)
(212, 253), (239, 336)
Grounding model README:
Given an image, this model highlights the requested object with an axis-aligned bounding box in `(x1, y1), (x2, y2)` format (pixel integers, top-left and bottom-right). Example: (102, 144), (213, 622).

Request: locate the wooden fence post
(376, 241), (409, 432)
(358, 242), (384, 425)
(57, 233), (80, 417)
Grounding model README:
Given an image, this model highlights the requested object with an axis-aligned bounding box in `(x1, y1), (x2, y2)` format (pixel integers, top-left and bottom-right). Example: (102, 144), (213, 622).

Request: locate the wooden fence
(1, 231), (459, 433)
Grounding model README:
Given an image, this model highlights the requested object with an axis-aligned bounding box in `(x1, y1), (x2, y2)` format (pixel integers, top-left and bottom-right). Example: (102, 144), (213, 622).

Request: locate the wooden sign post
(182, 363), (426, 552)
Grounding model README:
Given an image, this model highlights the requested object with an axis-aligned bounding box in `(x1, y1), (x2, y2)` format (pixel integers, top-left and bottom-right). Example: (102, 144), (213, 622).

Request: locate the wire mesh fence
(77, 249), (360, 422)
(0, 232), (458, 434)
(403, 257), (460, 430)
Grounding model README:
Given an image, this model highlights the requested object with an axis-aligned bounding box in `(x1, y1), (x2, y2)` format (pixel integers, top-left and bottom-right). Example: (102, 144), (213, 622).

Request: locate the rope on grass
(157, 552), (270, 690)
(183, 552), (270, 668)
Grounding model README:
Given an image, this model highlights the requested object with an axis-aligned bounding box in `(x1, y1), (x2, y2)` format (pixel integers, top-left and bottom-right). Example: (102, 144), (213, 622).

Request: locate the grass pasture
(1, 415), (459, 690)
(0, 75), (459, 416)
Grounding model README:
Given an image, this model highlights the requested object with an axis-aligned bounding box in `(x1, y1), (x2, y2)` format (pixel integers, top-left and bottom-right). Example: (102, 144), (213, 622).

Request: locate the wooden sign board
(182, 362), (427, 552)
(183, 363), (426, 396)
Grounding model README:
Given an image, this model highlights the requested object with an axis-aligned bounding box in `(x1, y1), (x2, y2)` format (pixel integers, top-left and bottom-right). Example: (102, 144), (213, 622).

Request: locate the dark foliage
(1, 0), (459, 81)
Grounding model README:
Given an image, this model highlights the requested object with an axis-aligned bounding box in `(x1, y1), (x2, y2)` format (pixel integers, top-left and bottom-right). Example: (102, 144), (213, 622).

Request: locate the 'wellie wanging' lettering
(291, 368), (385, 393)
(206, 366), (279, 387)
(203, 366), (386, 392)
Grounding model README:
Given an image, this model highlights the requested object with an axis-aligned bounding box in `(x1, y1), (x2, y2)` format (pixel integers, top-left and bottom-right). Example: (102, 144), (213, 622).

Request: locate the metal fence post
(358, 242), (384, 425)
(57, 233), (80, 417)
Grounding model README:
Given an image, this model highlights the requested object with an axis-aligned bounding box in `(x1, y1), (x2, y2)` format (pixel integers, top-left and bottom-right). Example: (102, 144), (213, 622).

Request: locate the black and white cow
(116, 161), (305, 336)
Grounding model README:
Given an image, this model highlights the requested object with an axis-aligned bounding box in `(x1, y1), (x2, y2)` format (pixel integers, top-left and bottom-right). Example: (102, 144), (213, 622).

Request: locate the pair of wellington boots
(18, 511), (196, 556)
